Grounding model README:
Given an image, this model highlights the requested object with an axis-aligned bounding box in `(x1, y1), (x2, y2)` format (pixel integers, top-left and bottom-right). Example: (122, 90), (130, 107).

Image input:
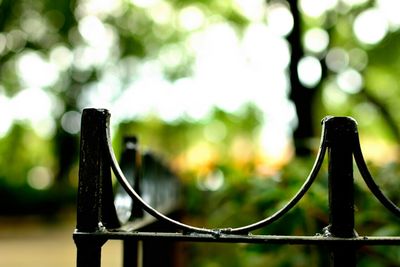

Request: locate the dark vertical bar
(287, 0), (317, 156)
(120, 136), (142, 267)
(75, 238), (107, 267)
(76, 108), (107, 232)
(142, 240), (175, 267)
(123, 240), (140, 267)
(140, 152), (179, 267)
(323, 116), (358, 267)
(124, 136), (143, 219)
(76, 108), (119, 231)
(75, 108), (119, 267)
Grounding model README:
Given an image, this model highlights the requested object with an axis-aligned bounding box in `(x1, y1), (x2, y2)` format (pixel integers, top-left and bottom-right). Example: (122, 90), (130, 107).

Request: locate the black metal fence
(73, 108), (400, 267)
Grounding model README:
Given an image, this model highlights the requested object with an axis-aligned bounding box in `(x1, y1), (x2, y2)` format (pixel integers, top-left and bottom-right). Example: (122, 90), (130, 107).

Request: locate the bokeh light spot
(300, 0), (338, 18)
(304, 28), (329, 54)
(348, 48), (368, 71)
(322, 82), (348, 109)
(17, 51), (59, 87)
(353, 8), (388, 45)
(50, 45), (73, 71)
(297, 56), (322, 88)
(197, 169), (224, 191)
(342, 0), (368, 6)
(178, 6), (205, 31)
(325, 47), (349, 72)
(267, 3), (294, 36)
(27, 166), (53, 190)
(61, 111), (82, 134)
(336, 68), (363, 94)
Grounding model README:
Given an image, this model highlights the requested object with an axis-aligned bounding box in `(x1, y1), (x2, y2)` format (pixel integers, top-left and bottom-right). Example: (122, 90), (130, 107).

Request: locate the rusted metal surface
(74, 108), (400, 267)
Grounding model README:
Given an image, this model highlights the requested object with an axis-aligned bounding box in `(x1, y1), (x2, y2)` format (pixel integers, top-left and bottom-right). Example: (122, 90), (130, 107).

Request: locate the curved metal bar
(353, 133), (400, 218)
(106, 118), (328, 234)
(226, 123), (328, 234)
(106, 125), (217, 235)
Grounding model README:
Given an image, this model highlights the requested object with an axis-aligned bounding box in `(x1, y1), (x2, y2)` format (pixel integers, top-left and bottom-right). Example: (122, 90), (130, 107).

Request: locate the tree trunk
(287, 0), (318, 156)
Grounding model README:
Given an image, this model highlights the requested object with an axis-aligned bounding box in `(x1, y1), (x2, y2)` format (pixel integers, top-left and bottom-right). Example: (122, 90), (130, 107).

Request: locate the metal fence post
(75, 108), (120, 267)
(75, 238), (107, 267)
(323, 117), (358, 266)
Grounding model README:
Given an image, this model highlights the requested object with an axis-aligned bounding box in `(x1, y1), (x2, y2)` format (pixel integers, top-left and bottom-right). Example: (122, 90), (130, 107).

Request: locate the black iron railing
(73, 108), (400, 267)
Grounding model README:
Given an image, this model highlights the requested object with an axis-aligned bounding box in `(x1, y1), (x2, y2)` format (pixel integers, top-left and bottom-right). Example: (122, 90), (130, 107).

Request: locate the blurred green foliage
(0, 0), (400, 266)
(182, 157), (400, 266)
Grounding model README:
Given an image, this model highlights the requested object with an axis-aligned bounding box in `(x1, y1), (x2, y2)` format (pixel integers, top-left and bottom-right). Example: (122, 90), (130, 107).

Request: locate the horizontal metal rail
(74, 231), (400, 246)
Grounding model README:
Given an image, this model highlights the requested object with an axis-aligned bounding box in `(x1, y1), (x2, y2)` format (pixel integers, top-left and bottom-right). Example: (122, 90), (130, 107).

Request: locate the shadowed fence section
(73, 108), (400, 267)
